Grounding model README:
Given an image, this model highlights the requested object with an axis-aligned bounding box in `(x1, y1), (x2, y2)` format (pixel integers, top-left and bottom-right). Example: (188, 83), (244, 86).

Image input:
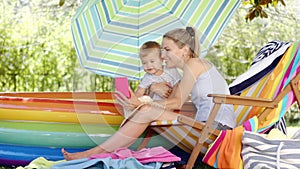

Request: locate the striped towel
(242, 131), (300, 169)
(229, 40), (291, 95)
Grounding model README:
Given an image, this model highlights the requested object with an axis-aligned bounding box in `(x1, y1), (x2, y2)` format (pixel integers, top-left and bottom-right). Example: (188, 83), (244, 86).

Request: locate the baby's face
(141, 52), (163, 76)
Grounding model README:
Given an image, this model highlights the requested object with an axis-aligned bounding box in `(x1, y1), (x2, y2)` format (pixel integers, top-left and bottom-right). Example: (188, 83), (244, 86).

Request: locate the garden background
(0, 0), (300, 168)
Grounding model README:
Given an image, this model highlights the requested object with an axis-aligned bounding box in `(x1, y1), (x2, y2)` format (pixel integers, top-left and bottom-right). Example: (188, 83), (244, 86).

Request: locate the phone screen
(115, 77), (130, 98)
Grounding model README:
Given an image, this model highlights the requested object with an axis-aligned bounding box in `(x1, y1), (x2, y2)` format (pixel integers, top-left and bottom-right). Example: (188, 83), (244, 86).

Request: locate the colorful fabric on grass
(89, 146), (181, 164)
(202, 117), (258, 169)
(16, 157), (63, 169)
(50, 157), (162, 169)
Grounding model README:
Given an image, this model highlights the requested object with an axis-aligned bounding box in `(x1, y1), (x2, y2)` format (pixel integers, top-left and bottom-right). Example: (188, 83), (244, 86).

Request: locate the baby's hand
(115, 89), (140, 111)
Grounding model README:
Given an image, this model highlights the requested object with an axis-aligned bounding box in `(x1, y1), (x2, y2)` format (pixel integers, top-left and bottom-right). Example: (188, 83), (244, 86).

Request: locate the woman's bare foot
(62, 146), (106, 160)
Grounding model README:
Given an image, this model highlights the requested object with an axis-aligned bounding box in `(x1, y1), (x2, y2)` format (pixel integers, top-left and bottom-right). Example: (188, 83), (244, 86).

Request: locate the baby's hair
(163, 27), (200, 58)
(139, 41), (161, 58)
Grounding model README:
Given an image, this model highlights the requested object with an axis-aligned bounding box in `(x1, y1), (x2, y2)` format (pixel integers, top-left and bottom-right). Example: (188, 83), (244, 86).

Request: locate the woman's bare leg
(62, 106), (178, 160)
(62, 120), (149, 160)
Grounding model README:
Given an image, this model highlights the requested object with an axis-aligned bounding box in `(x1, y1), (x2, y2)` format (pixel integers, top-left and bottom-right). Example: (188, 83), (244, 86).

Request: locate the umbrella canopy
(71, 0), (240, 80)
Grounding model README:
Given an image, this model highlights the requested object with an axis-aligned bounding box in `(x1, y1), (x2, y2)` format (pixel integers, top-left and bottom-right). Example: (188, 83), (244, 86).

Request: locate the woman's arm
(159, 59), (208, 110)
(149, 82), (172, 98)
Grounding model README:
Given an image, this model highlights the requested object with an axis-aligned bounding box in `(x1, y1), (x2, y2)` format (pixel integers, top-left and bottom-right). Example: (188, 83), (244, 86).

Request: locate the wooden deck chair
(146, 41), (300, 169)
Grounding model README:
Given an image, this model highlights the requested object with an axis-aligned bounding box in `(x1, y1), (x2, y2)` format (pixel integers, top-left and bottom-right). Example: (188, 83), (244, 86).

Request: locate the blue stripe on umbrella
(209, 1), (240, 46)
(201, 1), (229, 45)
(110, 21), (139, 29)
(73, 21), (87, 63)
(179, 1), (195, 24)
(71, 28), (82, 64)
(89, 40), (139, 59)
(83, 53), (141, 73)
(82, 45), (141, 71)
(92, 5), (103, 31)
(139, 13), (181, 30)
(83, 46), (140, 70)
(96, 31), (140, 46)
(171, 0), (183, 14)
(101, 0), (111, 23)
(83, 14), (92, 38)
(195, 1), (215, 33)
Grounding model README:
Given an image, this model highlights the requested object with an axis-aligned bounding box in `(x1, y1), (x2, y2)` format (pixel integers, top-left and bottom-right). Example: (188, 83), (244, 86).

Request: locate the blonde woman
(62, 27), (236, 160)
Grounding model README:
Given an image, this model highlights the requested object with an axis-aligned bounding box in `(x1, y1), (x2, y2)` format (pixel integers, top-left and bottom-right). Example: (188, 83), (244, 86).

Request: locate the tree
(0, 0), (81, 91)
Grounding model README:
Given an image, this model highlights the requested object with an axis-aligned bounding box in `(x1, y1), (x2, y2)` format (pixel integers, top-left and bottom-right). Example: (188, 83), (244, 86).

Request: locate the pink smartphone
(115, 77), (130, 98)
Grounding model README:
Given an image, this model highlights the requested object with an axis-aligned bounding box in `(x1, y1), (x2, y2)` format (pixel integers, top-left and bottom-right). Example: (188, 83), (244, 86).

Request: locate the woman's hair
(163, 27), (200, 58)
(139, 41), (161, 58)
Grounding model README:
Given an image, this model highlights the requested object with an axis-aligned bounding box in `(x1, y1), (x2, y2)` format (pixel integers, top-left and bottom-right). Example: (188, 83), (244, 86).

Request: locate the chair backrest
(232, 42), (300, 132)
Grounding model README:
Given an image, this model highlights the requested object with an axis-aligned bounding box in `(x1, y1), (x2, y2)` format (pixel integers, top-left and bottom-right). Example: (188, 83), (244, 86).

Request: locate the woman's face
(161, 37), (184, 68)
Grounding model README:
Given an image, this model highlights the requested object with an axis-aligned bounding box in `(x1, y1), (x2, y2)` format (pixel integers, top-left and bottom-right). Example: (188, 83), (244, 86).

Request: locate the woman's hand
(149, 82), (172, 98)
(115, 88), (141, 111)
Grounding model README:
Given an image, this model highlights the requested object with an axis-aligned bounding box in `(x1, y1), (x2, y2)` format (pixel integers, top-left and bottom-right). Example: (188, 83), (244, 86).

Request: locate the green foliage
(206, 2), (300, 84)
(243, 0), (286, 21)
(0, 0), (139, 92)
(0, 0), (79, 91)
(285, 104), (300, 125)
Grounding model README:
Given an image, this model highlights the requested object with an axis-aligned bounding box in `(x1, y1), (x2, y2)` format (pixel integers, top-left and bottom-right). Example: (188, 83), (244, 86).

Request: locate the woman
(62, 27), (236, 160)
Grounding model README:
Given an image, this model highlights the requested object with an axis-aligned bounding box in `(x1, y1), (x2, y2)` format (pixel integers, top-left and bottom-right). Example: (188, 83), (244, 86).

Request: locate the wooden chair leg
(185, 103), (221, 169)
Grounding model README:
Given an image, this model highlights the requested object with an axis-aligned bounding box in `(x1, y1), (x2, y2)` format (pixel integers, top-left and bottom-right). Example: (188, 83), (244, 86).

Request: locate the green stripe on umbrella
(71, 0), (241, 80)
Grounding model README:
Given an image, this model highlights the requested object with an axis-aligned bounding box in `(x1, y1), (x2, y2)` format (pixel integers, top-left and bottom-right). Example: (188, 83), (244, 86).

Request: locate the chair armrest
(177, 115), (220, 135)
(173, 102), (196, 118)
(207, 94), (277, 108)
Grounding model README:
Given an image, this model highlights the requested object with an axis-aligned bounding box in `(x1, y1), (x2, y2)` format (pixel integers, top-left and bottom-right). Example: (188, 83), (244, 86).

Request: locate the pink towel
(89, 146), (181, 164)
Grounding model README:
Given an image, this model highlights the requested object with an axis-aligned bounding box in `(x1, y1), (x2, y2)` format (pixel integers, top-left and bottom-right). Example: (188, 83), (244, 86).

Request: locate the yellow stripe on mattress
(0, 108), (124, 125)
(150, 120), (179, 126)
(236, 75), (269, 125)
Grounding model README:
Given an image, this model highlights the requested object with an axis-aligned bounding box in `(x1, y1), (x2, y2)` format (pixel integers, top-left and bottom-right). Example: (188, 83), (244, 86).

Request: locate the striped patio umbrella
(71, 0), (241, 80)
